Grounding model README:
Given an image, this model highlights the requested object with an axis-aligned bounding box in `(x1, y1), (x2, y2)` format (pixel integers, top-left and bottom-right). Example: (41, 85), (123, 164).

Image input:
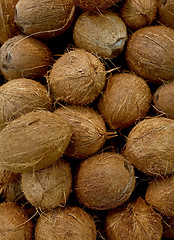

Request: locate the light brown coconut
(76, 0), (120, 12)
(145, 175), (174, 217)
(0, 78), (52, 129)
(0, 111), (72, 173)
(124, 117), (174, 176)
(75, 152), (136, 210)
(158, 0), (174, 29)
(125, 26), (174, 83)
(97, 72), (152, 129)
(0, 35), (52, 80)
(54, 106), (107, 159)
(105, 197), (163, 240)
(163, 215), (174, 239)
(3, 181), (25, 203)
(35, 206), (97, 240)
(0, 202), (33, 240)
(48, 48), (106, 105)
(73, 12), (127, 59)
(15, 0), (76, 40)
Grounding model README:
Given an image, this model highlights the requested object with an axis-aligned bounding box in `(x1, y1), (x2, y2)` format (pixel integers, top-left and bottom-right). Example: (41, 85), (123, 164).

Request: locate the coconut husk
(76, 0), (120, 12)
(158, 0), (174, 29)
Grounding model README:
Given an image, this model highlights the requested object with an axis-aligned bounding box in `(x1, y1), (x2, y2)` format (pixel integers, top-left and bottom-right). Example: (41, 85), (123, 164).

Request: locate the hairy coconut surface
(0, 202), (33, 240)
(75, 152), (136, 210)
(97, 72), (152, 129)
(0, 111), (72, 173)
(125, 25), (174, 83)
(0, 35), (52, 80)
(76, 0), (120, 12)
(158, 0), (174, 28)
(15, 0), (76, 40)
(0, 78), (52, 129)
(35, 206), (97, 240)
(21, 159), (72, 210)
(105, 197), (163, 240)
(124, 117), (174, 176)
(48, 48), (106, 105)
(3, 181), (25, 203)
(54, 105), (106, 159)
(73, 12), (127, 59)
(163, 215), (174, 239)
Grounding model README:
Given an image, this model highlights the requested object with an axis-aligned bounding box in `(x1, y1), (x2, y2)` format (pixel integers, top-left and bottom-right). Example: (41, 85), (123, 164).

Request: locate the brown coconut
(75, 152), (136, 210)
(124, 117), (174, 176)
(73, 12), (127, 59)
(15, 0), (76, 40)
(0, 35), (52, 80)
(0, 111), (72, 173)
(158, 0), (174, 29)
(120, 0), (158, 30)
(54, 106), (107, 159)
(145, 175), (174, 217)
(3, 181), (25, 203)
(97, 72), (152, 129)
(125, 25), (174, 83)
(0, 78), (52, 129)
(163, 215), (174, 239)
(48, 48), (106, 105)
(0, 202), (33, 240)
(35, 206), (97, 240)
(105, 197), (163, 240)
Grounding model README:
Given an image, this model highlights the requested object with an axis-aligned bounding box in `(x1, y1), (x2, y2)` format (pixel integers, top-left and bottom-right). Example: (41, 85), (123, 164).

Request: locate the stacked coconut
(0, 0), (174, 239)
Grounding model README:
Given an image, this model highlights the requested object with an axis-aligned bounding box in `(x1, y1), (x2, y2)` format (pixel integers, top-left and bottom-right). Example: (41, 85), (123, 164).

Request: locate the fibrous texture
(158, 0), (174, 28)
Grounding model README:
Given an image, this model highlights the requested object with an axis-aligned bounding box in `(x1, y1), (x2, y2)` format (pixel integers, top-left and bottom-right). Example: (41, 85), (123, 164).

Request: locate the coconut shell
(0, 35), (52, 80)
(75, 152), (136, 210)
(163, 215), (174, 239)
(105, 197), (163, 240)
(73, 12), (127, 59)
(35, 206), (97, 240)
(76, 0), (120, 12)
(124, 117), (174, 176)
(54, 106), (107, 159)
(158, 0), (174, 29)
(15, 0), (76, 40)
(97, 73), (152, 129)
(125, 25), (174, 83)
(0, 202), (33, 240)
(0, 111), (72, 173)
(48, 48), (106, 105)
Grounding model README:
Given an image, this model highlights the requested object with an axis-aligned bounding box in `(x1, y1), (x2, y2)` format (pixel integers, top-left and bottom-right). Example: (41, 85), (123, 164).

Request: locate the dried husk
(76, 0), (120, 12)
(163, 215), (174, 239)
(54, 106), (107, 159)
(158, 0), (174, 29)
(0, 111), (72, 173)
(97, 72), (152, 129)
(35, 206), (97, 240)
(125, 26), (174, 83)
(48, 48), (106, 105)
(124, 117), (174, 176)
(73, 12), (127, 59)
(3, 181), (25, 203)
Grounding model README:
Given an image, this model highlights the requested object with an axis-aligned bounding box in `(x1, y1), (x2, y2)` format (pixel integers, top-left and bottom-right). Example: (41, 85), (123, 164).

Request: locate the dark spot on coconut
(156, 94), (159, 101)
(1, 64), (8, 71)
(5, 53), (12, 62)
(15, 8), (18, 20)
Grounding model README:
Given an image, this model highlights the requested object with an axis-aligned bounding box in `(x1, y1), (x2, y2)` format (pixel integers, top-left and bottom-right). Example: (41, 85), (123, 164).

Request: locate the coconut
(0, 111), (72, 173)
(48, 48), (106, 105)
(75, 152), (136, 210)
(35, 206), (97, 240)
(54, 106), (107, 159)
(0, 35), (52, 80)
(0, 169), (19, 189)
(158, 0), (174, 29)
(73, 12), (127, 59)
(0, 78), (52, 129)
(125, 25), (174, 83)
(105, 197), (163, 240)
(0, 202), (33, 240)
(3, 181), (25, 203)
(145, 175), (174, 217)
(15, 0), (76, 40)
(163, 215), (174, 239)
(97, 72), (152, 129)
(120, 0), (158, 30)
(124, 117), (174, 176)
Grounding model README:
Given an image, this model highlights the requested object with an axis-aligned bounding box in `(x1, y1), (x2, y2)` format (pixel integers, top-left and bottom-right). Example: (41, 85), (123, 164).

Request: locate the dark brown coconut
(97, 72), (152, 129)
(120, 0), (158, 30)
(0, 78), (52, 129)
(0, 202), (33, 240)
(15, 0), (76, 40)
(0, 35), (52, 80)
(76, 0), (120, 12)
(125, 26), (174, 83)
(105, 197), (163, 240)
(48, 48), (106, 105)
(54, 106), (107, 159)
(145, 175), (174, 217)
(158, 0), (174, 29)
(124, 117), (174, 176)
(75, 152), (136, 210)
(163, 215), (174, 239)
(0, 111), (72, 173)
(73, 12), (127, 59)
(35, 206), (97, 240)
